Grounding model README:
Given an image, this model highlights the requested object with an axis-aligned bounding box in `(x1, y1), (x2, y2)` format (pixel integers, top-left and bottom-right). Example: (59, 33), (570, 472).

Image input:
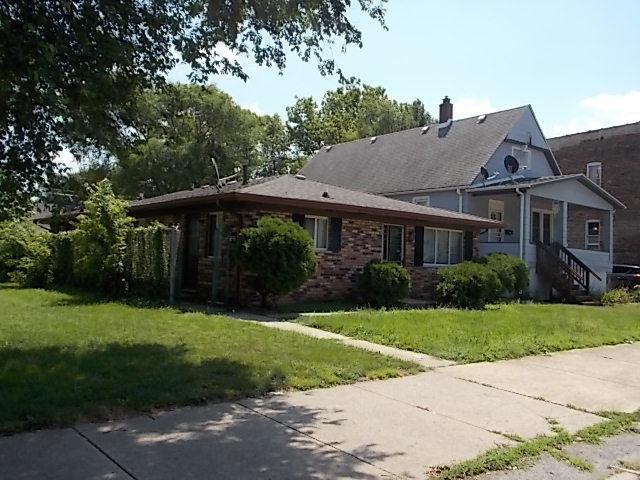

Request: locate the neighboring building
(129, 175), (500, 305)
(301, 97), (625, 299)
(548, 122), (640, 267)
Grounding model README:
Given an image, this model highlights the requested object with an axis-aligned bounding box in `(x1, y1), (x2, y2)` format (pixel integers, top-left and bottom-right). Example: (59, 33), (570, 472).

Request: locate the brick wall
(566, 205), (610, 251)
(551, 129), (640, 264)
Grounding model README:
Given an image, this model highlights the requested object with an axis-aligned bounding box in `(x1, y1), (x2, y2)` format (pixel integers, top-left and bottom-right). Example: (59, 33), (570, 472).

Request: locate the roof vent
(477, 114), (487, 124)
(370, 136), (377, 144)
(421, 125), (430, 134)
(294, 174), (306, 180)
(326, 145), (332, 151)
(322, 191), (330, 198)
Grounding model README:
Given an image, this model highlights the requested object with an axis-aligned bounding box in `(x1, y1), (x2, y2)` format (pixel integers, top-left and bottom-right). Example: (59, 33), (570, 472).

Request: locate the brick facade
(566, 205), (610, 251)
(550, 124), (640, 264)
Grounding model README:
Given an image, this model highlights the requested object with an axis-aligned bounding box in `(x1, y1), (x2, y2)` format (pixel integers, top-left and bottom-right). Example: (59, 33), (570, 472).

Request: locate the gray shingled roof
(300, 106), (529, 194)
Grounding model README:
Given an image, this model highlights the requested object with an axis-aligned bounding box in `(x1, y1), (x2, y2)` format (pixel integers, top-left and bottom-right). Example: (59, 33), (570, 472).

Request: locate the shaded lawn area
(300, 303), (640, 364)
(0, 286), (418, 434)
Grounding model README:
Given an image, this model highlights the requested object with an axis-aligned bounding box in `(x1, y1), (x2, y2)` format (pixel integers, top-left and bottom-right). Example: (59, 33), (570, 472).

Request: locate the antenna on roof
(480, 166), (490, 180)
(504, 155), (520, 175)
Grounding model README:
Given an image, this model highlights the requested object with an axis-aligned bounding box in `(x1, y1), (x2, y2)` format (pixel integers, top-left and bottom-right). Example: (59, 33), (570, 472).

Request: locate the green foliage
(2, 1), (385, 217)
(125, 223), (170, 297)
(73, 180), (133, 294)
(437, 261), (502, 309)
(287, 85), (434, 155)
(600, 288), (634, 306)
(51, 233), (75, 285)
(0, 220), (37, 280)
(10, 233), (54, 288)
(360, 260), (411, 306)
(476, 253), (529, 296)
(235, 216), (317, 307)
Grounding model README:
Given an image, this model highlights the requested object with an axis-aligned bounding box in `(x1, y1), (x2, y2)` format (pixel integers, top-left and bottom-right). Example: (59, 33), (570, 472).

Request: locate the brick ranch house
(548, 121), (640, 267)
(129, 175), (501, 305)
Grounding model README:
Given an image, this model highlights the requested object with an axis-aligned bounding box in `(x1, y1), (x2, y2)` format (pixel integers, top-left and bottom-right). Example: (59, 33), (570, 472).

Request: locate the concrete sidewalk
(2, 343), (638, 480)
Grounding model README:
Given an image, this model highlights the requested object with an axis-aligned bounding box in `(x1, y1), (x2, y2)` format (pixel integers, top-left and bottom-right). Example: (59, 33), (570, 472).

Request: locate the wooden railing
(535, 241), (601, 296)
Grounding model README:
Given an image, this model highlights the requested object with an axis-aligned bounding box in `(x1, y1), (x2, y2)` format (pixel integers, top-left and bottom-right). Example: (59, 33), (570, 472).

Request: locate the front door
(531, 210), (553, 245)
(182, 215), (199, 288)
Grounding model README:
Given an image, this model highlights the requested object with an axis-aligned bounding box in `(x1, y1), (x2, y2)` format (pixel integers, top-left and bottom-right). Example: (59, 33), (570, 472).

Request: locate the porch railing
(535, 241), (601, 296)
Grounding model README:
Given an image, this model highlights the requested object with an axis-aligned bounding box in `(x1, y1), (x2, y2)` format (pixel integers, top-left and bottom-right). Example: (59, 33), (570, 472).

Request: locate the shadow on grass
(0, 342), (402, 479)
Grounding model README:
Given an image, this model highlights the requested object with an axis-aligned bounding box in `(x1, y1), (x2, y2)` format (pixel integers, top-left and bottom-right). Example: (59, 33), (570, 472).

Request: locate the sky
(167, 0), (640, 139)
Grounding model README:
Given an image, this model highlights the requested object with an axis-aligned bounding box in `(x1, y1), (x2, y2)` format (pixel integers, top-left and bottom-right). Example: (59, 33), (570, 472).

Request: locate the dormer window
(511, 146), (531, 169)
(586, 162), (602, 186)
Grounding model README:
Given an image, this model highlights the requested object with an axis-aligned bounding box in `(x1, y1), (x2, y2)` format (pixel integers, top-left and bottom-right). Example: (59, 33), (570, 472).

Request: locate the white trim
(530, 208), (554, 244)
(511, 145), (532, 169)
(382, 224), (405, 263)
(488, 199), (505, 242)
(586, 162), (602, 186)
(422, 226), (463, 266)
(584, 218), (601, 250)
(304, 215), (329, 250)
(412, 195), (430, 207)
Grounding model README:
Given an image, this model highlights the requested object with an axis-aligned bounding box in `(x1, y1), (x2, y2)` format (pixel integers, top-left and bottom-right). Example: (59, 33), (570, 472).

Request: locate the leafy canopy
(1, 0), (387, 218)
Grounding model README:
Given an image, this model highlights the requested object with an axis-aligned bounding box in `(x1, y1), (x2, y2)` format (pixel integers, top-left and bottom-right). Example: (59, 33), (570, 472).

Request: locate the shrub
(0, 220), (39, 281)
(477, 253), (529, 296)
(73, 180), (133, 294)
(235, 216), (316, 307)
(125, 223), (170, 297)
(360, 260), (411, 307)
(437, 261), (502, 309)
(10, 233), (54, 288)
(600, 288), (633, 306)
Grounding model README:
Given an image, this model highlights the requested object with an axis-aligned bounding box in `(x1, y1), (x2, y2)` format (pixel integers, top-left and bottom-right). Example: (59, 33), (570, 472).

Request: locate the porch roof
(466, 174), (625, 209)
(130, 175), (503, 229)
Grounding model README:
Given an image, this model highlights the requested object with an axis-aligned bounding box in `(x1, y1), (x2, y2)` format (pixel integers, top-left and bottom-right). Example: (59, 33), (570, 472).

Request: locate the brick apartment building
(549, 122), (640, 266)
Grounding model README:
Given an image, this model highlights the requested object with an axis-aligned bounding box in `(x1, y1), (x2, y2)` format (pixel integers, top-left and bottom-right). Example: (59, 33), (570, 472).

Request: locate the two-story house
(301, 97), (625, 299)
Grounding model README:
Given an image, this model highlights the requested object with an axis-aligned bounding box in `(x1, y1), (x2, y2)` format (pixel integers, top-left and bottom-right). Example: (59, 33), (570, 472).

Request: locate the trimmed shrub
(437, 261), (502, 309)
(476, 253), (529, 296)
(360, 260), (411, 307)
(10, 234), (54, 287)
(600, 288), (633, 306)
(235, 216), (317, 307)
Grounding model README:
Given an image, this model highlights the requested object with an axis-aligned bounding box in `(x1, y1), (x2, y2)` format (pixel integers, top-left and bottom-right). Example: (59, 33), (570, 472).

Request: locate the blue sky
(168, 0), (640, 138)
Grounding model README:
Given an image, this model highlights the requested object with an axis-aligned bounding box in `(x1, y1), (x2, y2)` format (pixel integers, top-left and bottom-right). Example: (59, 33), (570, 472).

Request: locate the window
(488, 199), (505, 242)
(304, 216), (329, 250)
(412, 196), (430, 207)
(531, 209), (553, 245)
(422, 228), (463, 265)
(511, 146), (531, 169)
(383, 225), (404, 263)
(585, 220), (601, 250)
(586, 162), (602, 186)
(207, 213), (222, 257)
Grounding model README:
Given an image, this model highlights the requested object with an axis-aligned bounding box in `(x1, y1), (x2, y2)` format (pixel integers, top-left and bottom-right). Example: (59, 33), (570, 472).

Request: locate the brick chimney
(439, 96), (453, 123)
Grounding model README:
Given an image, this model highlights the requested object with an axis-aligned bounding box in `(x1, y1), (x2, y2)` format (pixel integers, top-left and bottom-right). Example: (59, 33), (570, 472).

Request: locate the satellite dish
(504, 155), (520, 174)
(480, 166), (490, 180)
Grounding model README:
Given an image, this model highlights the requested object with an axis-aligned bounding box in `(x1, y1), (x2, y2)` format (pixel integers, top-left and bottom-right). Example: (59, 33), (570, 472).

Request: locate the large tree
(0, 0), (387, 219)
(286, 85), (433, 155)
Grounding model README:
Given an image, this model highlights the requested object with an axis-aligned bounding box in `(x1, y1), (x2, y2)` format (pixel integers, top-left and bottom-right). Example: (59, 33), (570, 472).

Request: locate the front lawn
(0, 286), (417, 434)
(301, 303), (640, 363)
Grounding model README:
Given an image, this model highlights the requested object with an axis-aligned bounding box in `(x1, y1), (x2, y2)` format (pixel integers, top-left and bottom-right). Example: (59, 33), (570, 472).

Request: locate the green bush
(476, 253), (529, 296)
(0, 221), (39, 281)
(601, 288), (633, 306)
(125, 223), (170, 297)
(10, 234), (54, 288)
(360, 260), (411, 307)
(73, 180), (133, 294)
(235, 216), (317, 307)
(437, 261), (502, 309)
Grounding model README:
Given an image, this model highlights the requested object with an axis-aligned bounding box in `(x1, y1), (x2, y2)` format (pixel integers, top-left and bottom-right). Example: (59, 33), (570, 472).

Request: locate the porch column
(562, 201), (568, 247)
(522, 192), (530, 261)
(609, 209), (614, 263)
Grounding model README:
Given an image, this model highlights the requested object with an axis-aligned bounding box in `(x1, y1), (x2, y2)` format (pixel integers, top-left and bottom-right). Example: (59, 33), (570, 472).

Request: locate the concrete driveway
(2, 343), (639, 480)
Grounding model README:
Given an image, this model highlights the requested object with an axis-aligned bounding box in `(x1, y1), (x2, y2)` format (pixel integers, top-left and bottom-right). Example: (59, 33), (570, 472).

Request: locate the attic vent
(370, 136), (377, 144)
(322, 191), (330, 198)
(477, 114), (487, 123)
(325, 145), (332, 151)
(421, 125), (430, 134)
(295, 174), (306, 180)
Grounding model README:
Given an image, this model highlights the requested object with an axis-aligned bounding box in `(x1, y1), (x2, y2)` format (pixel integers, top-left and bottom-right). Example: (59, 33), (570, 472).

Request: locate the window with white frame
(423, 228), (463, 265)
(586, 162), (602, 186)
(511, 145), (531, 169)
(488, 199), (505, 242)
(383, 225), (404, 263)
(585, 220), (601, 250)
(304, 216), (329, 250)
(412, 195), (430, 207)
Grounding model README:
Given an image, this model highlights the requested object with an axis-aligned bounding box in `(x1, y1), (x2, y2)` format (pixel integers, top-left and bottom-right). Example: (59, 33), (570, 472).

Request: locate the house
(300, 97), (625, 299)
(128, 174), (500, 305)
(548, 121), (640, 267)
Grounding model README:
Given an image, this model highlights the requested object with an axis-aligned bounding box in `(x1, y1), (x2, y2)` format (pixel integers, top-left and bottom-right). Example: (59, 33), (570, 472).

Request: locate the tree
(112, 84), (260, 198)
(1, 0), (387, 217)
(235, 216), (316, 307)
(286, 85), (434, 155)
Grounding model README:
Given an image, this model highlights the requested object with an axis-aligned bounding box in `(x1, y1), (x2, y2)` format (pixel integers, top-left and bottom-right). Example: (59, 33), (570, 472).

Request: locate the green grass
(0, 286), (418, 434)
(301, 303), (640, 363)
(435, 411), (640, 479)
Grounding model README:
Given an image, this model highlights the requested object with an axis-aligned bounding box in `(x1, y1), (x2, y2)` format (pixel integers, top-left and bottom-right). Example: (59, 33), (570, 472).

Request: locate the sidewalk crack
(71, 427), (138, 480)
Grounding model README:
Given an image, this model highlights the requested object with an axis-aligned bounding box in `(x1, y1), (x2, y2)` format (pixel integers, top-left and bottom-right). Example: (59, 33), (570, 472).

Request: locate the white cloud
(550, 90), (640, 137)
(453, 97), (503, 119)
(242, 102), (264, 115)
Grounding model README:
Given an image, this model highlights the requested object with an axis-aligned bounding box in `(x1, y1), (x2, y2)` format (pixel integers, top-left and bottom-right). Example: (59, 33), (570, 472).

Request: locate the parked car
(609, 264), (640, 289)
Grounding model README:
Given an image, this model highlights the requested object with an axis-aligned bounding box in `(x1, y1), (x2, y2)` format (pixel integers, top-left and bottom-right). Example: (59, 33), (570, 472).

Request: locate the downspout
(456, 188), (463, 213)
(516, 188), (525, 260)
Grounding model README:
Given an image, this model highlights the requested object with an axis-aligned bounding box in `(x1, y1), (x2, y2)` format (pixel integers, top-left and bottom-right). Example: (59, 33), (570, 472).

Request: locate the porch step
(573, 294), (595, 304)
